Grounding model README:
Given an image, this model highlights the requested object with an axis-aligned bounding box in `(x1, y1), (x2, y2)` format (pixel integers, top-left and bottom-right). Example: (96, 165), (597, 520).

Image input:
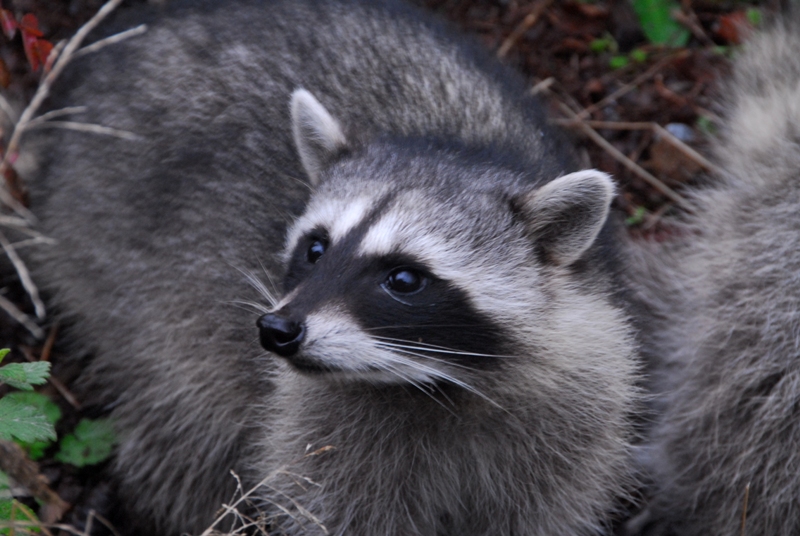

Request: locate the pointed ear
(291, 89), (348, 186)
(516, 170), (615, 266)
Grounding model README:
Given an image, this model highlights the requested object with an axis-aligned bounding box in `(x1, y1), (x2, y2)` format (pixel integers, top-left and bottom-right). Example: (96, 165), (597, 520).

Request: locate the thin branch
(552, 99), (692, 210)
(25, 106), (88, 129)
(72, 24), (148, 60)
(0, 293), (43, 338)
(550, 118), (719, 174)
(0, 93), (17, 124)
(741, 482), (750, 536)
(0, 0), (126, 214)
(29, 120), (140, 140)
(576, 51), (690, 120)
(0, 230), (44, 319)
(497, 0), (553, 58)
(21, 346), (82, 410)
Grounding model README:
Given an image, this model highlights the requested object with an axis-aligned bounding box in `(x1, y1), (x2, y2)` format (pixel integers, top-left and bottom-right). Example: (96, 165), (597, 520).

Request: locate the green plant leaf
(0, 398), (56, 443)
(609, 55), (629, 69)
(55, 418), (115, 467)
(0, 349), (9, 365)
(0, 498), (42, 535)
(630, 48), (648, 63)
(0, 362), (50, 391)
(4, 392), (61, 460)
(633, 0), (690, 47)
(625, 206), (648, 226)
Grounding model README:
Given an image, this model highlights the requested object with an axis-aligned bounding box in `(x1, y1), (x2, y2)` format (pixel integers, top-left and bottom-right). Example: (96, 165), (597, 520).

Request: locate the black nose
(257, 313), (305, 357)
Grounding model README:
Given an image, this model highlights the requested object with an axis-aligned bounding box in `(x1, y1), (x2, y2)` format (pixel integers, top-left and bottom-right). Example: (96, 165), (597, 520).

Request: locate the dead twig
(40, 322), (58, 362)
(551, 99), (691, 210)
(28, 121), (140, 140)
(0, 440), (70, 524)
(0, 0), (127, 217)
(21, 346), (81, 410)
(0, 230), (44, 319)
(550, 118), (719, 174)
(25, 106), (88, 129)
(497, 0), (552, 59)
(576, 51), (690, 120)
(72, 24), (148, 60)
(0, 293), (43, 339)
(741, 482), (750, 536)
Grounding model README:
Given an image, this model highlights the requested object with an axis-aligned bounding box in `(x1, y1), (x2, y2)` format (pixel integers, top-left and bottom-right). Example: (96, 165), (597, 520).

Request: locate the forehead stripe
(359, 212), (403, 257)
(330, 197), (371, 241)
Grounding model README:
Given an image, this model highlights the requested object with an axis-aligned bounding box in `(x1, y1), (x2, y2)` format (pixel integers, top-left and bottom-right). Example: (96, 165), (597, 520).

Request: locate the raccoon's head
(257, 89), (617, 388)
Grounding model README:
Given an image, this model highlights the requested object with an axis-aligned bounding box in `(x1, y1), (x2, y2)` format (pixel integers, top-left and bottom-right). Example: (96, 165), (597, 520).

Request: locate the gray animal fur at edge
(18, 0), (641, 534)
(630, 13), (800, 536)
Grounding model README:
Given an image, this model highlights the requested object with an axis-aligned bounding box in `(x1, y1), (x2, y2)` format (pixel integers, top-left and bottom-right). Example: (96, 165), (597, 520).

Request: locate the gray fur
(17, 0), (640, 534)
(633, 13), (800, 535)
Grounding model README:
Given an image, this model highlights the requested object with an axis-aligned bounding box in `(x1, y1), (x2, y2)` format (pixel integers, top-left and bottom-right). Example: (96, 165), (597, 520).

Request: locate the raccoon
(17, 0), (641, 534)
(632, 13), (800, 536)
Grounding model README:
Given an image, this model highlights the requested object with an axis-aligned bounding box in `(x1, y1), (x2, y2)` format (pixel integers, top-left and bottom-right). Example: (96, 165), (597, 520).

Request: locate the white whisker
(375, 347), (504, 410)
(233, 265), (279, 308)
(373, 336), (514, 359)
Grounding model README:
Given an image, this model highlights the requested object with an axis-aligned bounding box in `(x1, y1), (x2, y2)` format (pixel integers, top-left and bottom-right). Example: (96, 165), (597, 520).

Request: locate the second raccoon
(19, 0), (641, 534)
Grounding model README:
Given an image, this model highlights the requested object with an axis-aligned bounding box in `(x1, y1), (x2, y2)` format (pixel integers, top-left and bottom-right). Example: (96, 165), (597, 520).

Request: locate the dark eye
(307, 239), (327, 264)
(384, 268), (427, 295)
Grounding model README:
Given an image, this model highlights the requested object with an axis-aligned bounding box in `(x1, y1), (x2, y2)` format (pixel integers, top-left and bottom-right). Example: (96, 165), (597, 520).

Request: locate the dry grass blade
(741, 482), (750, 536)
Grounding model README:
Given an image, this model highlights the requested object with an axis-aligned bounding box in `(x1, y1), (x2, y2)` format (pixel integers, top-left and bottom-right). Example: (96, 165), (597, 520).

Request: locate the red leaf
(18, 13), (43, 37)
(715, 12), (753, 45)
(22, 30), (40, 71)
(0, 9), (16, 40)
(0, 56), (10, 88)
(34, 38), (53, 67)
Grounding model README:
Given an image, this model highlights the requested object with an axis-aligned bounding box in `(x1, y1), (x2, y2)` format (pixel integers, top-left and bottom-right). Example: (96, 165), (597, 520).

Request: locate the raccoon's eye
(384, 268), (427, 295)
(307, 239), (327, 264)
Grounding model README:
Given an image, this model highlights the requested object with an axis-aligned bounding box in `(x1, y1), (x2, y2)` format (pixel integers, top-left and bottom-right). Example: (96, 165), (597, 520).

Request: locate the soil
(0, 0), (773, 534)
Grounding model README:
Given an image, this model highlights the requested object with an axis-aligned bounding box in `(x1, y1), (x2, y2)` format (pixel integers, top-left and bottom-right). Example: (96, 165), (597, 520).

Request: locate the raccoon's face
(256, 89), (615, 387)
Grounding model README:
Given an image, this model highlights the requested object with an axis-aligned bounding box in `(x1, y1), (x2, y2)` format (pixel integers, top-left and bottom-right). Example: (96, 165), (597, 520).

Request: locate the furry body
(637, 15), (800, 535)
(20, 0), (640, 534)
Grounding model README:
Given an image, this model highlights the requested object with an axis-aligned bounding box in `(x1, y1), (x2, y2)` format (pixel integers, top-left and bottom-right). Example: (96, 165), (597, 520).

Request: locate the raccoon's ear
(516, 170), (615, 266)
(291, 88), (349, 186)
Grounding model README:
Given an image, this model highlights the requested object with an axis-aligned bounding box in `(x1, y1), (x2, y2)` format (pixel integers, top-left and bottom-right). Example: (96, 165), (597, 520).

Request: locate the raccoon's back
(20, 0), (564, 533)
(641, 13), (800, 535)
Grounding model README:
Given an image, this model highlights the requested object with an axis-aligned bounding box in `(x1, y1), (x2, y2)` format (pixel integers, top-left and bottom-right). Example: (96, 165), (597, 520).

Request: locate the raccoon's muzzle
(257, 313), (305, 357)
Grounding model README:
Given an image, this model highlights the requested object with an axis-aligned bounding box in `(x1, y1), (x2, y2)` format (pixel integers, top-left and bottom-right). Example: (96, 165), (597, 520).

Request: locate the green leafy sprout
(0, 348), (117, 531)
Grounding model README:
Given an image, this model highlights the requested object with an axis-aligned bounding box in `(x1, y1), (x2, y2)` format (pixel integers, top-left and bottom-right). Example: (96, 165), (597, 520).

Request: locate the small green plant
(745, 8), (762, 27)
(0, 350), (55, 445)
(632, 0), (690, 47)
(630, 48), (648, 63)
(0, 348), (116, 533)
(55, 418), (115, 467)
(590, 36), (614, 54)
(625, 206), (648, 226)
(609, 55), (630, 69)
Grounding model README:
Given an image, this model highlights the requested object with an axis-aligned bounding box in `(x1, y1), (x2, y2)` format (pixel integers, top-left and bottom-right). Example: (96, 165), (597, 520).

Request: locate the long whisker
(373, 336), (515, 359)
(232, 265), (279, 308)
(377, 360), (457, 415)
(374, 343), (485, 373)
(376, 348), (504, 410)
(229, 299), (273, 315)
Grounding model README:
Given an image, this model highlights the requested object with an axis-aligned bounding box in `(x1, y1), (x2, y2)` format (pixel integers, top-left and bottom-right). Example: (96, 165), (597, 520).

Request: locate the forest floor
(0, 0), (774, 534)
